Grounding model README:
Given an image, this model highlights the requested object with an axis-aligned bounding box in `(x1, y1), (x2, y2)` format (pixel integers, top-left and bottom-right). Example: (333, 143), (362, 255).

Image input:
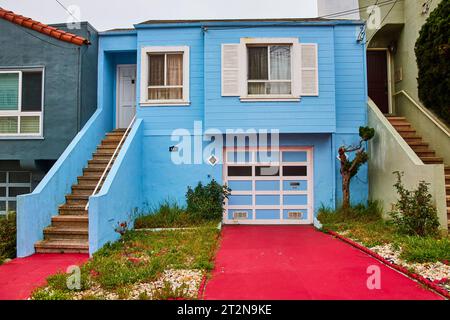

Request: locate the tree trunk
(342, 174), (350, 209)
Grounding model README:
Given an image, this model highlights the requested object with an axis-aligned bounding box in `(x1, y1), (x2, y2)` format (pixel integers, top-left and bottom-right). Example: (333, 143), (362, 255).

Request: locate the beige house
(359, 0), (449, 231)
(320, 0), (449, 230)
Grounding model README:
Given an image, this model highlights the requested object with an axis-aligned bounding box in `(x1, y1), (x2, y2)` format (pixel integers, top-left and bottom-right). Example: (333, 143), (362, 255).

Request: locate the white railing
(85, 116), (136, 211)
(394, 90), (450, 138)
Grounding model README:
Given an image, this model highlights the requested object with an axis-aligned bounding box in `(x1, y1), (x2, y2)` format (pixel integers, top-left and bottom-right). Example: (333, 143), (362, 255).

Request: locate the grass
(134, 201), (221, 229)
(32, 225), (220, 300)
(318, 201), (450, 263)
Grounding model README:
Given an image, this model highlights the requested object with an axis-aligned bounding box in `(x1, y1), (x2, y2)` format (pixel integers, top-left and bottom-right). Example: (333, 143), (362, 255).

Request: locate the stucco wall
(0, 20), (98, 162)
(367, 100), (447, 230)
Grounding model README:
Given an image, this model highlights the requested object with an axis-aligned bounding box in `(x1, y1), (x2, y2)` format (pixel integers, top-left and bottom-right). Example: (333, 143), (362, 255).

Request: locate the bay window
(0, 69), (43, 137)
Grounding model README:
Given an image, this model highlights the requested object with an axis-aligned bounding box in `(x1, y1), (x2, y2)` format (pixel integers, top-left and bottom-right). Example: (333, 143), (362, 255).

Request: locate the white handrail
(85, 116), (136, 211)
(394, 90), (450, 138)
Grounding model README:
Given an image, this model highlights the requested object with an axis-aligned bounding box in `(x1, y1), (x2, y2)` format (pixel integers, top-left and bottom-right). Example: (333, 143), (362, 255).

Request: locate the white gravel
(71, 269), (203, 300)
(336, 232), (450, 293)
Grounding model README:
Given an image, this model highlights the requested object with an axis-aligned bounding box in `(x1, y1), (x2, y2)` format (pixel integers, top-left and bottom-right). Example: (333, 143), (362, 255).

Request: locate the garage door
(223, 147), (313, 224)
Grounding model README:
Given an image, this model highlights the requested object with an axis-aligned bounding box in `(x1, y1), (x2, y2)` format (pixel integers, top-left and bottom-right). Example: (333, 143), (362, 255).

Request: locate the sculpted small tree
(338, 126), (375, 209)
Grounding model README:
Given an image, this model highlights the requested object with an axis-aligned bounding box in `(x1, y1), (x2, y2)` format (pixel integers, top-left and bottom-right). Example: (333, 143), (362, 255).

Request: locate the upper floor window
(247, 45), (292, 96)
(140, 46), (190, 106)
(221, 38), (318, 101)
(0, 69), (43, 138)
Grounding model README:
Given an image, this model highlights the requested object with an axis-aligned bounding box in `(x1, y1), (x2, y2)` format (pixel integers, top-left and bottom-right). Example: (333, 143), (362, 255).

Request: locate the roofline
(99, 29), (137, 36)
(49, 21), (99, 33)
(134, 18), (365, 29)
(0, 7), (90, 46)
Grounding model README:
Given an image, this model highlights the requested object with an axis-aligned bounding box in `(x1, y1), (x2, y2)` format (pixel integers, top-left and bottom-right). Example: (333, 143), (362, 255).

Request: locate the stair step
(95, 149), (116, 156)
(35, 240), (89, 254)
(417, 151), (436, 157)
(97, 145), (118, 151)
(92, 154), (117, 161)
(410, 146), (433, 152)
(59, 204), (88, 215)
(386, 116), (407, 121)
(78, 176), (102, 184)
(406, 141), (429, 147)
(421, 157), (444, 164)
(71, 185), (95, 196)
(446, 176), (450, 184)
(445, 185), (450, 193)
(84, 167), (109, 174)
(399, 132), (421, 138)
(445, 167), (450, 175)
(404, 136), (423, 143)
(106, 132), (126, 137)
(51, 215), (88, 228)
(44, 227), (88, 241)
(396, 127), (416, 133)
(65, 194), (88, 205)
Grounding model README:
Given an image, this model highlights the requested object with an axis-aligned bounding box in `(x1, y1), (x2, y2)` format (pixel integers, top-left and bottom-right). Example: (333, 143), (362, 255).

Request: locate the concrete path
(204, 226), (443, 300)
(0, 253), (88, 300)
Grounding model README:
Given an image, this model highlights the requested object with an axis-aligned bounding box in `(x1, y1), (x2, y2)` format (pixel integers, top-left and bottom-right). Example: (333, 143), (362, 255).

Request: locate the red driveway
(0, 253), (88, 300)
(204, 226), (443, 300)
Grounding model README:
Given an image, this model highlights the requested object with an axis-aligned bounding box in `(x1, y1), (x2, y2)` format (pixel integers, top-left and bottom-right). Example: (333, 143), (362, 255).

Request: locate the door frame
(115, 64), (137, 129)
(222, 146), (314, 225)
(367, 48), (393, 114)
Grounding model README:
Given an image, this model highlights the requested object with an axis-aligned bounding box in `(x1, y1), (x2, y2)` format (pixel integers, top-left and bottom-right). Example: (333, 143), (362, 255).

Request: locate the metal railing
(84, 116), (136, 211)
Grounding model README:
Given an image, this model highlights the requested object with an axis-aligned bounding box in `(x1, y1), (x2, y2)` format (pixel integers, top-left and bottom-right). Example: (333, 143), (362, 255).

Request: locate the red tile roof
(0, 7), (90, 46)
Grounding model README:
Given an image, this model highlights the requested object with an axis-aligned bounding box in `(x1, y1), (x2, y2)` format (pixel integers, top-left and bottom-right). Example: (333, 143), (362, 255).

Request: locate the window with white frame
(0, 69), (43, 137)
(0, 171), (32, 215)
(140, 46), (189, 105)
(221, 38), (318, 100)
(247, 45), (292, 95)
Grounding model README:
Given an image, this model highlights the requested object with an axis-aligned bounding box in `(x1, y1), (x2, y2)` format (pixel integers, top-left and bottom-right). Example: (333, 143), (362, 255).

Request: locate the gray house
(0, 8), (98, 215)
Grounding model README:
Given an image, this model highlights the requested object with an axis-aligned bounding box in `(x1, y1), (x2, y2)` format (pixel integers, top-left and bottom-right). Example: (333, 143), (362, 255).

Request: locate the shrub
(389, 172), (440, 237)
(0, 213), (17, 263)
(415, 0), (450, 125)
(186, 179), (230, 221)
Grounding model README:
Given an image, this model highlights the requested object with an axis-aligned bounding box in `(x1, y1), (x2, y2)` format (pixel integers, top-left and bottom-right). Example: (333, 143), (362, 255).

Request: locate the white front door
(223, 147), (314, 225)
(116, 65), (136, 129)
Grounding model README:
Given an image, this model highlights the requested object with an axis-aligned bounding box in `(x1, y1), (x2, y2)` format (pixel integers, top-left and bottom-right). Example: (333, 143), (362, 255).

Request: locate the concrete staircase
(387, 116), (450, 229)
(34, 129), (128, 253)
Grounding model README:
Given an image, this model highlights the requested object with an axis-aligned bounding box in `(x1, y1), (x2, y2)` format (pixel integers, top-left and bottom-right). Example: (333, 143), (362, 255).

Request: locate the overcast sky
(0, 0), (318, 31)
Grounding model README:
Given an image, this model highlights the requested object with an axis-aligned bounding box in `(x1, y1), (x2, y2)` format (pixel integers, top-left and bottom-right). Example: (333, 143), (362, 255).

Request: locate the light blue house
(17, 18), (368, 256)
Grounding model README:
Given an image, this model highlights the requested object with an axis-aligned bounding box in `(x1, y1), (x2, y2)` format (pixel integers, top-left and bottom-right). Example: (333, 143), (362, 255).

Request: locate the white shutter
(301, 44), (318, 96)
(221, 44), (241, 96)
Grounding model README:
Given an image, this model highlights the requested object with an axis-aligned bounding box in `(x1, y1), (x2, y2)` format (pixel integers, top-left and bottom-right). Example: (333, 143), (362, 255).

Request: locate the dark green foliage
(135, 180), (229, 229)
(186, 179), (231, 221)
(359, 126), (375, 141)
(0, 213), (16, 263)
(389, 172), (440, 237)
(415, 0), (450, 125)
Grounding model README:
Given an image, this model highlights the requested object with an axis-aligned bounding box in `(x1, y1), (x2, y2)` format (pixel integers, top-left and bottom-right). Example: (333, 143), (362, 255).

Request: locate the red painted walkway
(204, 226), (443, 300)
(0, 253), (88, 300)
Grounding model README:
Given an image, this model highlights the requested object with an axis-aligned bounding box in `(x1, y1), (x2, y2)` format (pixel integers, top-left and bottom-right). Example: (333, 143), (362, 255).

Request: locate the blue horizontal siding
(334, 26), (367, 133)
(204, 26), (337, 133)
